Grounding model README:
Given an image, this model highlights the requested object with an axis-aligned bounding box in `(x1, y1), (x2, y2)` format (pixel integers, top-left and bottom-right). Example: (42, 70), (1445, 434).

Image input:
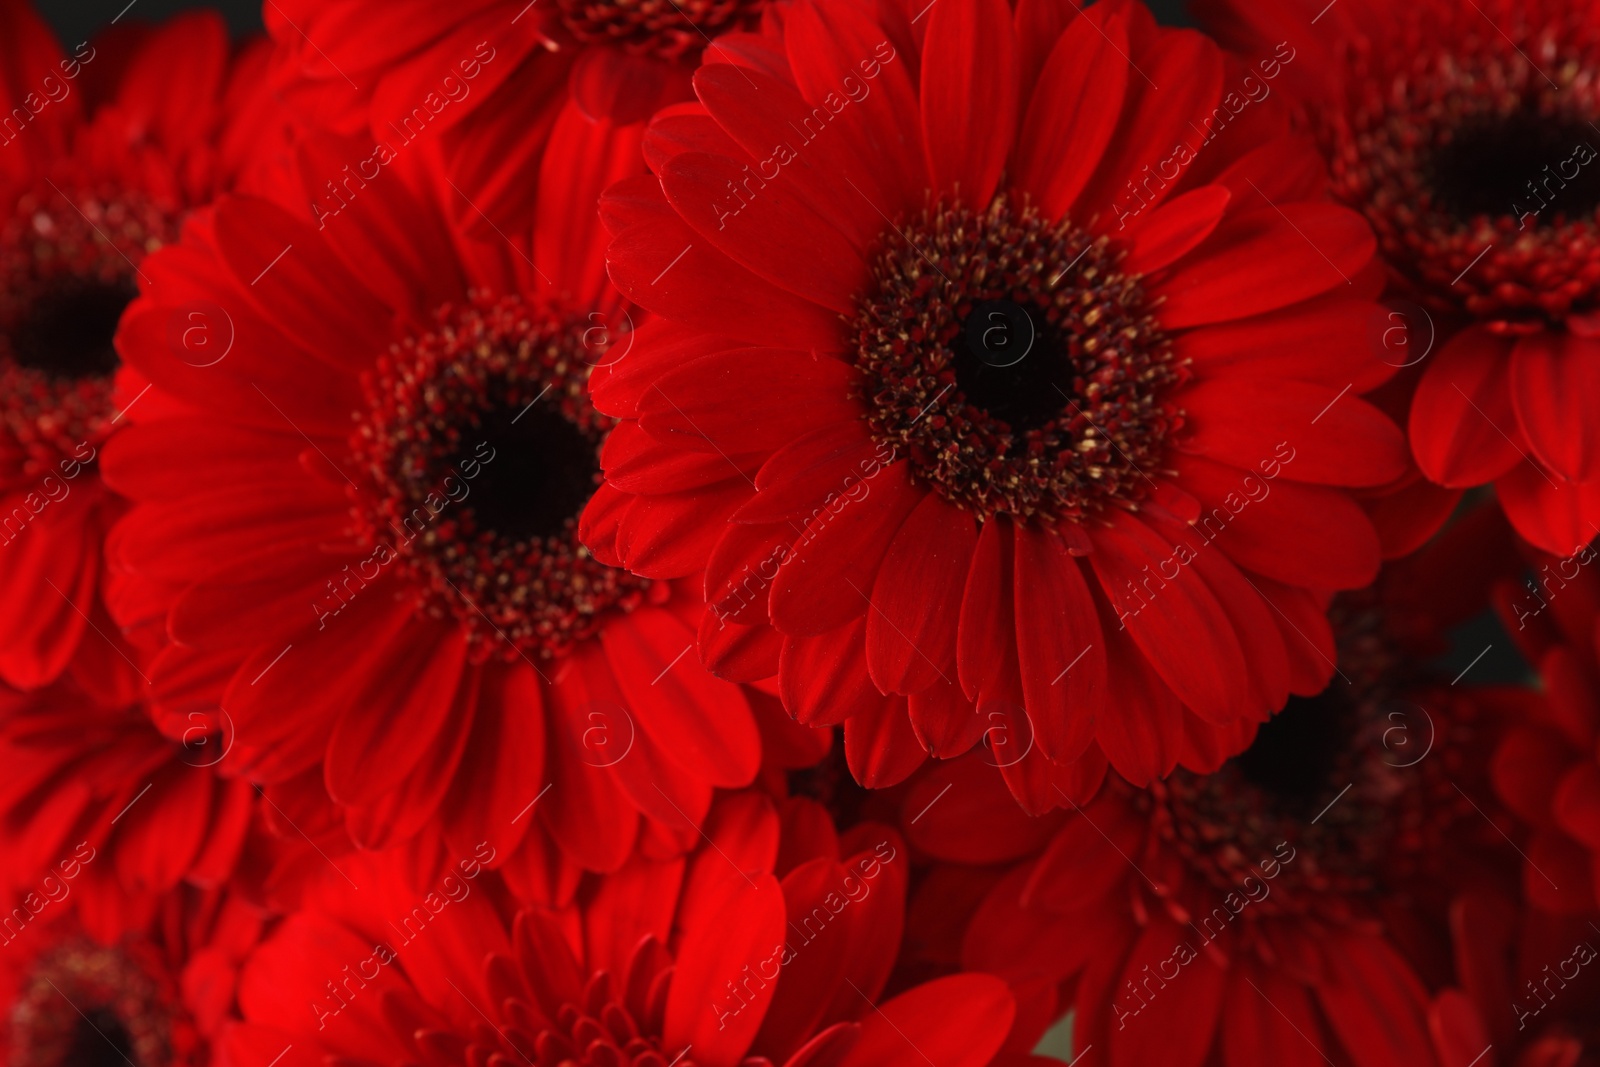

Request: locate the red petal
(1223, 964), (1329, 1067)
(1410, 328), (1523, 487)
(957, 516), (1015, 702)
(783, 1), (926, 212)
(601, 607), (761, 788)
(1013, 524), (1106, 763)
(1011, 2), (1129, 218)
(1076, 28), (1226, 225)
(659, 152), (867, 314)
(1314, 934), (1436, 1067)
(768, 467), (923, 636)
(1173, 453), (1382, 589)
(836, 975), (1014, 1067)
(920, 0), (1016, 209)
(1510, 330), (1600, 483)
(1108, 916), (1226, 1067)
(443, 663), (544, 862)
(1175, 292), (1395, 392)
(690, 63), (882, 249)
(1179, 377), (1408, 488)
(1496, 462), (1600, 557)
(781, 621), (891, 727)
(324, 625), (468, 806)
(603, 178), (842, 350)
(867, 494), (975, 694)
(1154, 204), (1376, 327)
(843, 696), (925, 788)
(663, 874), (786, 1067)
(1124, 186), (1231, 275)
(1087, 511), (1249, 726)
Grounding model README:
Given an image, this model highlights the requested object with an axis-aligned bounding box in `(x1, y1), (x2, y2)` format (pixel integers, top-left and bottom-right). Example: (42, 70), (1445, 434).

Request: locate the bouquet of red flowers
(3, 0), (1597, 1064)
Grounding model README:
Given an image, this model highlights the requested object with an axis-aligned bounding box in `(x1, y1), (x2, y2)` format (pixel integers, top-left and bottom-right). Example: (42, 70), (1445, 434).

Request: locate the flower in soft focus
(1426, 887), (1600, 1067)
(262, 0), (781, 231)
(588, 0), (1409, 809)
(0, 1), (278, 692)
(1491, 541), (1600, 912)
(908, 512), (1526, 1067)
(1196, 0), (1600, 556)
(223, 792), (1020, 1067)
(104, 102), (783, 903)
(0, 885), (264, 1067)
(0, 679), (255, 942)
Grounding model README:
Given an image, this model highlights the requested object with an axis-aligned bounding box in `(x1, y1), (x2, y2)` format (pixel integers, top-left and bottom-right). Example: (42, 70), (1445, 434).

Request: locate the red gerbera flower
(263, 0), (780, 231)
(0, 677), (255, 944)
(587, 0), (1409, 808)
(1196, 0), (1600, 556)
(224, 791), (1019, 1067)
(1, 884), (264, 1067)
(910, 520), (1524, 1067)
(0, 2), (279, 692)
(105, 103), (773, 903)
(1491, 542), (1600, 912)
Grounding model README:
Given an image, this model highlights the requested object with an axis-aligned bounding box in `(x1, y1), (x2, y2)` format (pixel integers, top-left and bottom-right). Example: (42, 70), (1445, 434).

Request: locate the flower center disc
(554, 0), (767, 58)
(851, 196), (1185, 524)
(1335, 18), (1600, 326)
(353, 294), (654, 662)
(1137, 605), (1468, 920)
(8, 940), (195, 1067)
(0, 184), (174, 476)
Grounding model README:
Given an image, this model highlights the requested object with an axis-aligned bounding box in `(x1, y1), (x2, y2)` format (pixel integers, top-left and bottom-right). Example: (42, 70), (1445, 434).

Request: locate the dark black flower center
(1331, 32), (1600, 325)
(353, 294), (654, 661)
(1427, 110), (1600, 226)
(1233, 689), (1354, 820)
(9, 276), (134, 381)
(467, 398), (603, 544)
(1, 185), (172, 477)
(952, 299), (1079, 434)
(8, 940), (187, 1067)
(852, 196), (1186, 524)
(68, 1008), (138, 1067)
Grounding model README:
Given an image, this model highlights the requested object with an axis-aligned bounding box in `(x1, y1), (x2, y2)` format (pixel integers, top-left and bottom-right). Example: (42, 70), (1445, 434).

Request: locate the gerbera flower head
(1195, 0), (1600, 555)
(0, 885), (263, 1067)
(0, 2), (283, 692)
(1490, 538), (1600, 912)
(911, 518), (1523, 1067)
(589, 0), (1408, 809)
(106, 105), (774, 902)
(224, 792), (1019, 1067)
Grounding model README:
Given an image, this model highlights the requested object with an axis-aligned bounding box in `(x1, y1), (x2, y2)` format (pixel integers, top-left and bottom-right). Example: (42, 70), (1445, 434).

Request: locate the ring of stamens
(554, 0), (767, 58)
(351, 293), (655, 663)
(1331, 10), (1600, 328)
(0, 182), (175, 477)
(850, 195), (1185, 525)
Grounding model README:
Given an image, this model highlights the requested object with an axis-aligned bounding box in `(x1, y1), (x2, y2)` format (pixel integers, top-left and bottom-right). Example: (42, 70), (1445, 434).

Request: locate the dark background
(39, 0), (1196, 44)
(42, 0), (263, 45)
